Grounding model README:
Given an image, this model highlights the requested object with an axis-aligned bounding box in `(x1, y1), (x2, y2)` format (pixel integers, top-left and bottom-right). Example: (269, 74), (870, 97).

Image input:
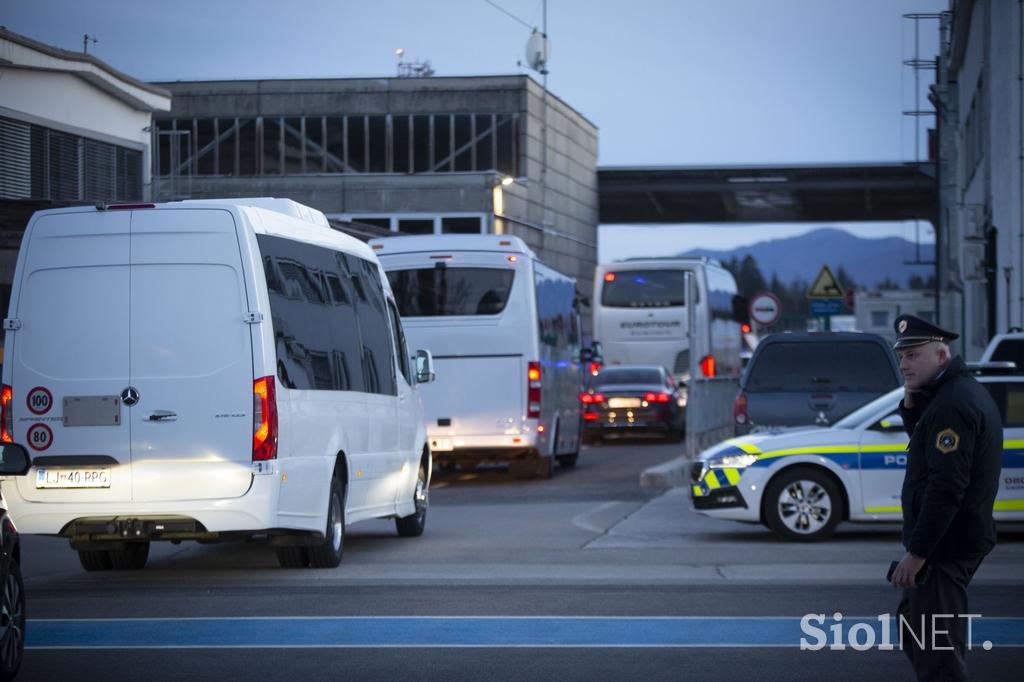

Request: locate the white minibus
(593, 257), (743, 382)
(3, 198), (434, 570)
(370, 235), (582, 477)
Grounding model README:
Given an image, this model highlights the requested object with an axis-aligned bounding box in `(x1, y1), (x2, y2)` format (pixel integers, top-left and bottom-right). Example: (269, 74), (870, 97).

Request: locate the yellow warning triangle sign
(807, 265), (845, 299)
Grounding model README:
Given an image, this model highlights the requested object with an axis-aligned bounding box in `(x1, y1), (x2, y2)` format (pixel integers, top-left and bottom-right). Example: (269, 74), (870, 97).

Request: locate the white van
(593, 257), (743, 382)
(370, 235), (582, 477)
(2, 198), (434, 570)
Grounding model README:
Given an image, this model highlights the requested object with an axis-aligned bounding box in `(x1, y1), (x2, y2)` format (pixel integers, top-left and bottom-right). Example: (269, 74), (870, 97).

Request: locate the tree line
(720, 255), (934, 329)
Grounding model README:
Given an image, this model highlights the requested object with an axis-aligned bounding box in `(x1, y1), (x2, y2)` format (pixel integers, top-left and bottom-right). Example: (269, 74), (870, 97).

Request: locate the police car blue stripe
(24, 616), (1024, 648)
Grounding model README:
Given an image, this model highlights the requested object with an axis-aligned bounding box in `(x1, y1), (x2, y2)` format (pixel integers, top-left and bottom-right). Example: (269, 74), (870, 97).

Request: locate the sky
(2, 0), (945, 261)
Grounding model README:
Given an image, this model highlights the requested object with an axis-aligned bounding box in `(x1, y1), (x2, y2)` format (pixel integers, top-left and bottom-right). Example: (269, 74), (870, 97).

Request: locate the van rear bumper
(3, 471), (305, 536)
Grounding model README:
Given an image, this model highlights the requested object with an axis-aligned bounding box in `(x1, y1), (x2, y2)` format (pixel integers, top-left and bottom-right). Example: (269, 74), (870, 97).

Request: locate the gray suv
(734, 331), (901, 435)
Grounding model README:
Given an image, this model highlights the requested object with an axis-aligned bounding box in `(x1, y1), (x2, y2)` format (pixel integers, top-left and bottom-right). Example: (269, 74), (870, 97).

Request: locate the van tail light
(253, 376), (278, 461)
(700, 354), (716, 378)
(644, 392), (671, 403)
(527, 362), (541, 418)
(1, 385), (12, 443)
(734, 392), (748, 425)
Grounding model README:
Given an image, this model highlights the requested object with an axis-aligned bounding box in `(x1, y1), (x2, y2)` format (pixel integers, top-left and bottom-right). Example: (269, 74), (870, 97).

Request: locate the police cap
(892, 314), (959, 350)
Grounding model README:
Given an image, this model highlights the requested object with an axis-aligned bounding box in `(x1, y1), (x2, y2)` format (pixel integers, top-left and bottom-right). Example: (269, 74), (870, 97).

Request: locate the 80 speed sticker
(27, 423), (53, 451)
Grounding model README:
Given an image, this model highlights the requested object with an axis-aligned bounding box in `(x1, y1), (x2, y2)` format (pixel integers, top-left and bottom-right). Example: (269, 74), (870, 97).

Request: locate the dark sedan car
(581, 365), (685, 444)
(0, 442), (32, 681)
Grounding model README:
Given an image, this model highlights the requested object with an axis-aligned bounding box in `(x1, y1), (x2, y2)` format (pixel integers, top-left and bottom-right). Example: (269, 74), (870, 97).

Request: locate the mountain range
(680, 228), (935, 289)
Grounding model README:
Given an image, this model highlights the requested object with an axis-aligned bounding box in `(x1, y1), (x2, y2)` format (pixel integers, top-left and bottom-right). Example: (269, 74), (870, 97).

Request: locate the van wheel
(274, 546), (309, 569)
(307, 476), (345, 568)
(77, 549), (113, 572)
(0, 559), (25, 681)
(764, 468), (841, 542)
(556, 454), (578, 468)
(109, 542), (149, 570)
(395, 464), (428, 537)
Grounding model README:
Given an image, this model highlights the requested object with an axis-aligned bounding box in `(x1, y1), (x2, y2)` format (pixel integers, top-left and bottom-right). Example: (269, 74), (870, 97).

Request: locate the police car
(690, 364), (1024, 541)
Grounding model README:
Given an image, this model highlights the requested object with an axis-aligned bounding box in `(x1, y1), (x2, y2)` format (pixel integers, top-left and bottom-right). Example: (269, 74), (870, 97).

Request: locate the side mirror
(0, 443), (32, 476)
(415, 349), (436, 384)
(878, 414), (905, 432)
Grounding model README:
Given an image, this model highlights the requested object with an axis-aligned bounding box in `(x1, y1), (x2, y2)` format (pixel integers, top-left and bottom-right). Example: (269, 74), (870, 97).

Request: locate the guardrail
(685, 377), (740, 460)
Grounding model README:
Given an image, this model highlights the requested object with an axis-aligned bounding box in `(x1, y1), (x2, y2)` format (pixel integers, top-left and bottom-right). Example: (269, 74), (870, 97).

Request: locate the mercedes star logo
(121, 387), (140, 406)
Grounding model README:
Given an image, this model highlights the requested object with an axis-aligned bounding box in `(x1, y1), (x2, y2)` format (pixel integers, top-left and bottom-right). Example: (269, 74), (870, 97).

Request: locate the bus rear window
(387, 267), (515, 316)
(601, 270), (688, 308)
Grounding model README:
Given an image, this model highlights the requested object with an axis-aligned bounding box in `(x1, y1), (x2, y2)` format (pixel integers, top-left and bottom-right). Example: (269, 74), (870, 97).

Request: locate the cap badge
(898, 320), (908, 333)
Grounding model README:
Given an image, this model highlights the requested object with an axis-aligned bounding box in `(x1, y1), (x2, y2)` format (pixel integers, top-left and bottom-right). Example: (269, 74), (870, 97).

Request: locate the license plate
(430, 438), (453, 452)
(608, 397), (642, 408)
(36, 468), (111, 489)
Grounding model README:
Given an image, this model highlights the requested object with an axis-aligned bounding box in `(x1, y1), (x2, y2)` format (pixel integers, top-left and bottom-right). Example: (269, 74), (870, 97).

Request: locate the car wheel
(0, 559), (25, 681)
(395, 463), (429, 538)
(77, 549), (113, 572)
(275, 546), (309, 569)
(307, 476), (345, 568)
(109, 542), (149, 570)
(764, 468), (842, 542)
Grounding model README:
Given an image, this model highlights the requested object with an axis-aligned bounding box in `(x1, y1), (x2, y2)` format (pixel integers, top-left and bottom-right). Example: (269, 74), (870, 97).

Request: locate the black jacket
(897, 356), (1002, 560)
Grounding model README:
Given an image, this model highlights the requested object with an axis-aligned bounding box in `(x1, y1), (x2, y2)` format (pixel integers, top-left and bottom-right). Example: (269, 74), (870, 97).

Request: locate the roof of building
(0, 26), (171, 110)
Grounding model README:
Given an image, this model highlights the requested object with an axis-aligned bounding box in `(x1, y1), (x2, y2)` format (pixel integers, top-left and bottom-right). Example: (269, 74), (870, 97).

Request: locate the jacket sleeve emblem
(935, 428), (960, 454)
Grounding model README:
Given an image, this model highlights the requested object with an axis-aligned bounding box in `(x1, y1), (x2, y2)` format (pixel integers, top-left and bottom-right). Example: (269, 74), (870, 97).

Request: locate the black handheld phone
(887, 560), (928, 585)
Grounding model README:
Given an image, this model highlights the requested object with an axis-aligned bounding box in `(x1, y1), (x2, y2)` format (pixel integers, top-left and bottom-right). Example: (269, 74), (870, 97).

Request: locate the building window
(442, 217), (483, 234)
(0, 116), (142, 202)
(398, 219), (435, 235)
(155, 112), (521, 178)
(871, 311), (888, 328)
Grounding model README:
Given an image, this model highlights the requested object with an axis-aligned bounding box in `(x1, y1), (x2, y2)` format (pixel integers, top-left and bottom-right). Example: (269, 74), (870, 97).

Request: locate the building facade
(151, 76), (599, 302)
(0, 28), (171, 205)
(854, 290), (944, 343)
(934, 1), (1024, 358)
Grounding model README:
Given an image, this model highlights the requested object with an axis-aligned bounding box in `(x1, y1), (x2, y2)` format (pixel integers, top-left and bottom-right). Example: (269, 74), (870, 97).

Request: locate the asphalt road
(16, 436), (1024, 681)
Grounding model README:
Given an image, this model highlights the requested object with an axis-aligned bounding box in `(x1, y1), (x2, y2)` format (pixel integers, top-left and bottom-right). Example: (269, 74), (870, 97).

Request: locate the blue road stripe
(24, 617), (1024, 649)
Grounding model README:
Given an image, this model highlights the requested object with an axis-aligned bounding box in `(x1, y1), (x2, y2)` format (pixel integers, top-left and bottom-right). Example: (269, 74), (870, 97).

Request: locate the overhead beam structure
(598, 163), (937, 225)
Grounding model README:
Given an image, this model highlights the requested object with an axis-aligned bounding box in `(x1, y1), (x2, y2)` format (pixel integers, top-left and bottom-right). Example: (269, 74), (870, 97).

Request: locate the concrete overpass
(597, 162), (937, 225)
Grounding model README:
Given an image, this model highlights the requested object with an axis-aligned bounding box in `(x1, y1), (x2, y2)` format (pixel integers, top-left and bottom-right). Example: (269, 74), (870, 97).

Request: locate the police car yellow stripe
(725, 439), (762, 455)
(864, 506), (902, 513)
(723, 468), (741, 485)
(994, 499), (1024, 511)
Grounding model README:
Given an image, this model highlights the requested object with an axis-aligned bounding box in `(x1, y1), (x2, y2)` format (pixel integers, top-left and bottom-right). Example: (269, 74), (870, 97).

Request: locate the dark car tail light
(1, 384), (12, 443)
(253, 376), (278, 461)
(644, 392), (671, 403)
(733, 392), (748, 425)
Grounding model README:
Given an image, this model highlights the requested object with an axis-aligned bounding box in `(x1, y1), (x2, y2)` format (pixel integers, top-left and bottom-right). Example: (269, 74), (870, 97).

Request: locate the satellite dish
(525, 29), (549, 72)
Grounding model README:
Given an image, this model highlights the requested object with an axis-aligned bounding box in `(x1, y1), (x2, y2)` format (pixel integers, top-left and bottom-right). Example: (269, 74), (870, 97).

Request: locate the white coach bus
(370, 235), (583, 477)
(593, 257), (743, 382)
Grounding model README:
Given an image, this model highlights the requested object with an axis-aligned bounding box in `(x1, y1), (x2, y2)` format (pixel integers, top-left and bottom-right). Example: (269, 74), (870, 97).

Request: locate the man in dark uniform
(889, 314), (1002, 680)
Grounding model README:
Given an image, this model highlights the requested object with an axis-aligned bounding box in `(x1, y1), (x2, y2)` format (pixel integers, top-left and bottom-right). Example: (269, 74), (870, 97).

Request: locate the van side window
(256, 235), (364, 393)
(347, 254), (398, 396)
(387, 299), (412, 384)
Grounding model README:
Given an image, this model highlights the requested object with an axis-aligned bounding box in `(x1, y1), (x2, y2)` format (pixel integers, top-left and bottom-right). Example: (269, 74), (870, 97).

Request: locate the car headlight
(707, 453), (758, 468)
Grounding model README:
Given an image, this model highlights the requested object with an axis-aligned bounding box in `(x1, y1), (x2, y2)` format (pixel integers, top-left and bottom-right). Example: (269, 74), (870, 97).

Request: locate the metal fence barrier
(685, 377), (739, 460)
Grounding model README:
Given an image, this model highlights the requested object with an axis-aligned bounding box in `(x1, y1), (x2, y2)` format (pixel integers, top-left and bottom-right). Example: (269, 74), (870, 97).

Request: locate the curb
(640, 456), (691, 490)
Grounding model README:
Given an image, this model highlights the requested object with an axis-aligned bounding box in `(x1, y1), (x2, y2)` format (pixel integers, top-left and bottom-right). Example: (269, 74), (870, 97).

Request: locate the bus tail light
(700, 354), (716, 378)
(1, 385), (12, 443)
(527, 362), (541, 418)
(734, 392), (748, 425)
(253, 376), (278, 461)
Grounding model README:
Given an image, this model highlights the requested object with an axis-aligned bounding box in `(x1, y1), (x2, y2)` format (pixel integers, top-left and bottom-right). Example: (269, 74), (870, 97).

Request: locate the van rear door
(128, 208), (254, 501)
(10, 211), (133, 503)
